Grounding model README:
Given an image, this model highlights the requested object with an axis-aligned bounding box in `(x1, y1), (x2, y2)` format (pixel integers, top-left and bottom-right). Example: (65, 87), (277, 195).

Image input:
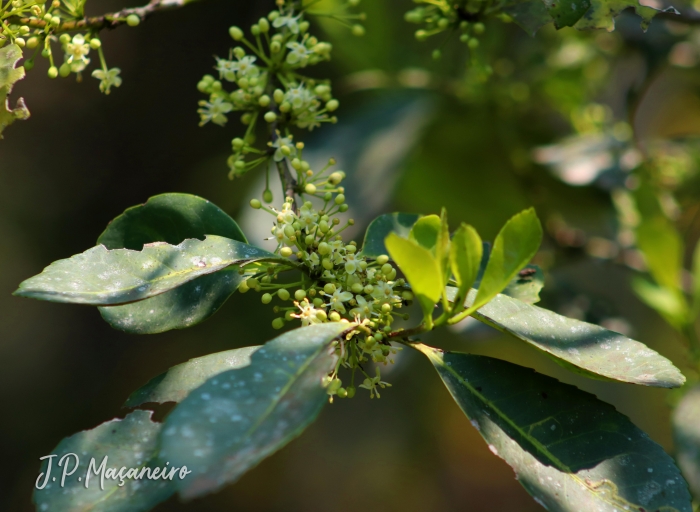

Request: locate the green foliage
(360, 212), (422, 258)
(673, 386), (700, 500)
(418, 344), (692, 512)
(0, 44), (29, 137)
(449, 223), (483, 303)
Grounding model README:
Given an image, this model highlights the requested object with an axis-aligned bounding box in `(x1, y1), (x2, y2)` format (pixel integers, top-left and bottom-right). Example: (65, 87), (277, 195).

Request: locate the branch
(16, 0), (203, 34)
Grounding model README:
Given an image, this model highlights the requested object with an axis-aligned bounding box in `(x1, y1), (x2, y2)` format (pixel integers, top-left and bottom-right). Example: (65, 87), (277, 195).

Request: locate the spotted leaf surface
(417, 345), (692, 512)
(446, 287), (685, 388)
(15, 236), (282, 305)
(158, 322), (351, 499)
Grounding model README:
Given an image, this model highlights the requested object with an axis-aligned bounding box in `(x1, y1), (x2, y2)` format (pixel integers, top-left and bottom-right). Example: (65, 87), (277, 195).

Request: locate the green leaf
(632, 278), (689, 330)
(673, 385), (700, 500)
(15, 235), (282, 305)
(693, 242), (700, 318)
(158, 322), (351, 499)
(501, 0), (553, 36)
(446, 287), (686, 387)
(97, 193), (247, 250)
(574, 0), (670, 31)
(636, 216), (683, 292)
(385, 232), (443, 319)
(126, 345), (260, 407)
(33, 410), (174, 512)
(502, 265), (544, 305)
(543, 0), (591, 28)
(450, 223), (483, 302)
(471, 208), (542, 314)
(408, 214), (441, 252)
(96, 193), (248, 334)
(416, 344), (692, 512)
(0, 44), (29, 138)
(360, 212), (422, 258)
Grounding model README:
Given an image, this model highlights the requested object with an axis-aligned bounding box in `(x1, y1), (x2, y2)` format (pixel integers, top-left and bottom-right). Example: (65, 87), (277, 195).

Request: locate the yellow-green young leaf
(632, 278), (689, 330)
(436, 208), (451, 283)
(0, 44), (29, 138)
(416, 344), (692, 512)
(472, 208), (542, 313)
(450, 223), (482, 299)
(385, 232), (442, 319)
(408, 214), (441, 252)
(691, 242), (700, 317)
(636, 217), (683, 292)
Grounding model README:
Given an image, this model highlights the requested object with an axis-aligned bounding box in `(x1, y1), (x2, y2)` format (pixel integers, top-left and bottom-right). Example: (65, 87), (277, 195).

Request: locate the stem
(387, 322), (429, 341)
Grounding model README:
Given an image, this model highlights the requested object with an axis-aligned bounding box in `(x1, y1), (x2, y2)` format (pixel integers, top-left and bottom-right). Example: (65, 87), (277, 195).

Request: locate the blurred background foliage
(3, 0), (700, 510)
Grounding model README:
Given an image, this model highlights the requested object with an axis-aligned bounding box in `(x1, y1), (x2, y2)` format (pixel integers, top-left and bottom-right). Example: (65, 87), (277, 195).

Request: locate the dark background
(1, 0), (696, 510)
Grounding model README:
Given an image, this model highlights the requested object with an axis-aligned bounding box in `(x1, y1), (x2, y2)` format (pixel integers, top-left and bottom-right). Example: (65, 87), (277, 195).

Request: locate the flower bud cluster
(0, 1), (127, 93)
(244, 166), (412, 399)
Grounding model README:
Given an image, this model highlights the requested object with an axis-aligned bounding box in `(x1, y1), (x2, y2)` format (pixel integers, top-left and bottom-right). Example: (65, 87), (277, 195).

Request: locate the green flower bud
(279, 101), (291, 113)
(313, 297), (324, 307)
(381, 303), (392, 314)
(402, 291), (414, 301)
(126, 14), (140, 27)
(318, 242), (330, 255)
(262, 293), (272, 304)
(299, 21), (310, 33)
(58, 63), (70, 77)
(346, 386), (356, 398)
(51, 16), (60, 26)
(264, 111), (277, 123)
(316, 309), (328, 321)
(438, 17), (450, 29)
(324, 283), (336, 294)
(258, 94), (271, 107)
(284, 224), (295, 238)
(334, 194), (345, 205)
(387, 269), (397, 280)
(473, 22), (485, 34)
(285, 310), (295, 320)
(26, 37), (39, 49)
(460, 34), (469, 43)
(322, 258), (333, 270)
(15, 37), (25, 48)
(305, 183), (317, 194)
(415, 29), (428, 41)
(329, 311), (341, 322)
(345, 245), (356, 254)
(376, 255), (389, 265)
(468, 38), (479, 50)
(259, 18), (270, 32)
(319, 220), (330, 233)
(273, 89), (284, 104)
(432, 49), (441, 60)
(250, 199), (262, 209)
(272, 317), (285, 329)
(374, 332), (383, 341)
(328, 172), (343, 185)
(295, 289), (306, 301)
(90, 38), (102, 49)
(24, 59), (34, 70)
(229, 26), (244, 40)
(251, 24), (260, 36)
(47, 66), (58, 79)
(339, 204), (349, 212)
(351, 24), (365, 36)
(238, 280), (250, 293)
(381, 263), (393, 275)
(351, 283), (364, 293)
(263, 189), (273, 203)
(270, 41), (281, 53)
(268, 11), (279, 21)
(364, 285), (374, 294)
(305, 234), (315, 245)
(337, 388), (348, 398)
(280, 247), (293, 258)
(278, 288), (290, 301)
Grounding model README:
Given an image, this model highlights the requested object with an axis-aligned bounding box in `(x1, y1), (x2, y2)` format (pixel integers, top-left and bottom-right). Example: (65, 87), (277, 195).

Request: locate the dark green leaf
(574, 0), (669, 31)
(360, 212), (422, 258)
(33, 411), (174, 512)
(501, 0), (553, 36)
(416, 344), (692, 512)
(158, 323), (351, 499)
(96, 194), (248, 334)
(126, 345), (260, 407)
(97, 193), (247, 250)
(446, 287), (685, 387)
(0, 44), (29, 138)
(385, 233), (443, 319)
(673, 385), (700, 500)
(15, 236), (282, 305)
(502, 265), (544, 305)
(543, 0), (591, 28)
(692, 242), (700, 317)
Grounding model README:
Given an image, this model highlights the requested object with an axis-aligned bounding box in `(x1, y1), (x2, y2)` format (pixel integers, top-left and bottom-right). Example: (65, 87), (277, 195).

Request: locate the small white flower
(291, 300), (324, 326)
(198, 97), (233, 126)
(344, 253), (358, 274)
(299, 204), (318, 231)
(286, 42), (312, 65)
(371, 281), (398, 303)
(91, 67), (122, 94)
(350, 295), (373, 320)
(271, 136), (296, 162)
(326, 287), (353, 314)
(305, 252), (320, 268)
(64, 34), (90, 72)
(272, 13), (301, 34)
(215, 58), (237, 82)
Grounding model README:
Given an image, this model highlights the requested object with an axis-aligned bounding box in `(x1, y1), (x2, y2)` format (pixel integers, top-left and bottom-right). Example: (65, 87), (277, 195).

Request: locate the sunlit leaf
(15, 236), (283, 305)
(0, 44), (29, 138)
(450, 223), (483, 304)
(126, 346), (260, 407)
(502, 265), (544, 305)
(97, 193), (248, 334)
(409, 214), (441, 252)
(33, 411), (174, 512)
(632, 278), (688, 330)
(471, 208), (542, 314)
(636, 216), (683, 292)
(446, 286), (686, 387)
(673, 385), (700, 500)
(159, 323), (352, 499)
(360, 212), (422, 258)
(385, 232), (443, 319)
(416, 344), (692, 512)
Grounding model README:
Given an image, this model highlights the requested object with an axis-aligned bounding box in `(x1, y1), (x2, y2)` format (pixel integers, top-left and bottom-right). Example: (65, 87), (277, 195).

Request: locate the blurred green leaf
(673, 385), (700, 500)
(385, 232), (443, 319)
(360, 212), (422, 258)
(574, 0), (668, 31)
(159, 323), (351, 499)
(0, 44), (29, 138)
(33, 410), (174, 512)
(416, 344), (692, 512)
(97, 193), (247, 250)
(409, 214), (441, 252)
(636, 217), (683, 292)
(632, 278), (689, 330)
(502, 265), (544, 305)
(14, 236), (282, 305)
(501, 0), (553, 36)
(691, 242), (700, 318)
(470, 208), (542, 315)
(543, 0), (591, 28)
(97, 193), (248, 334)
(126, 346), (261, 407)
(446, 286), (686, 387)
(450, 223), (483, 304)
